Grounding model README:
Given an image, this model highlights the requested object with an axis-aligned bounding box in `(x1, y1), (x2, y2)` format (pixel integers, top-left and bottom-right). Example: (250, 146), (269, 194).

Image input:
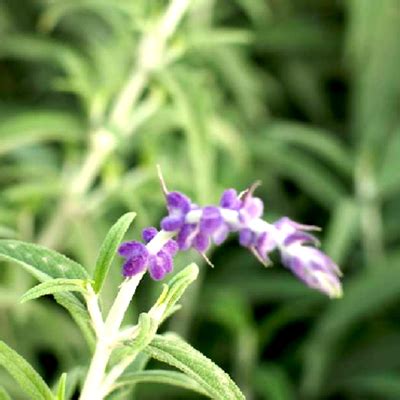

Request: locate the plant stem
(79, 230), (175, 400)
(38, 0), (191, 250)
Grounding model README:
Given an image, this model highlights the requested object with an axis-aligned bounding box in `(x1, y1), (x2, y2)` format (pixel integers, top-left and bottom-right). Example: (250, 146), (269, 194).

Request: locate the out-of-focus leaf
(257, 18), (340, 53)
(145, 334), (245, 399)
(339, 372), (400, 399)
(187, 29), (253, 48)
(378, 126), (400, 198)
(20, 278), (88, 303)
(324, 197), (359, 265)
(0, 341), (53, 400)
(114, 370), (208, 397)
(0, 226), (16, 239)
(255, 364), (295, 400)
(302, 259), (400, 398)
(263, 121), (353, 177)
(0, 386), (12, 400)
(0, 109), (84, 155)
(161, 69), (214, 202)
(93, 212), (136, 293)
(252, 140), (346, 208)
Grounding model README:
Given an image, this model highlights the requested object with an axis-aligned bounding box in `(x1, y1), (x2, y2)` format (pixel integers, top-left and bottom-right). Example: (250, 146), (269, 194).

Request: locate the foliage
(1, 0), (400, 399)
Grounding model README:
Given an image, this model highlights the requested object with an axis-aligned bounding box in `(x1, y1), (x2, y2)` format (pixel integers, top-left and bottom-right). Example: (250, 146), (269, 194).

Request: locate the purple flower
(161, 192), (192, 231)
(239, 195), (263, 224)
(176, 223), (197, 251)
(220, 189), (242, 210)
(200, 206), (223, 234)
(118, 241), (149, 278)
(118, 227), (179, 279)
(148, 250), (173, 280)
(281, 246), (342, 298)
(255, 232), (277, 263)
(117, 184), (343, 298)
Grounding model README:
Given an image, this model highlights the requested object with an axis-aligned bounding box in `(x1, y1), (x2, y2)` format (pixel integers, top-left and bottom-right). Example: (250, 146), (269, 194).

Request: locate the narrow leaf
(114, 370), (208, 397)
(0, 341), (53, 400)
(0, 240), (94, 347)
(0, 387), (12, 400)
(0, 240), (88, 281)
(145, 334), (245, 400)
(93, 212), (136, 293)
(55, 373), (67, 400)
(20, 279), (87, 303)
(151, 263), (199, 322)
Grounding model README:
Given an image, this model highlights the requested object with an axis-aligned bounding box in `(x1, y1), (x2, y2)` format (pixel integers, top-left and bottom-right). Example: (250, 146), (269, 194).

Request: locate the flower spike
(117, 181), (343, 299)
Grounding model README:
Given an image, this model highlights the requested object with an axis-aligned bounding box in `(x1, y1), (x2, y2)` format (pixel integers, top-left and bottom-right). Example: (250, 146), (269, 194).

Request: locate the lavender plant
(0, 174), (342, 399)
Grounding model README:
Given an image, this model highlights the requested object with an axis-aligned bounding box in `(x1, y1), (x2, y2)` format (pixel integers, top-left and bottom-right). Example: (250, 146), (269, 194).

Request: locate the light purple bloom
(239, 195), (263, 224)
(176, 223), (197, 251)
(255, 232), (277, 263)
(200, 206), (223, 234)
(282, 246), (342, 298)
(220, 189), (242, 210)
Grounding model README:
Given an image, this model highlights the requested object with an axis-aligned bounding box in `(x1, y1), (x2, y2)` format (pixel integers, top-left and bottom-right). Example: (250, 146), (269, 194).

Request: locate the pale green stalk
(79, 230), (175, 400)
(38, 0), (191, 250)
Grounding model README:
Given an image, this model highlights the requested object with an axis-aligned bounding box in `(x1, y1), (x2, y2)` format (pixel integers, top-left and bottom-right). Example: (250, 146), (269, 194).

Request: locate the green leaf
(0, 341), (53, 400)
(251, 140), (346, 208)
(324, 197), (359, 265)
(54, 293), (95, 350)
(0, 240), (88, 281)
(93, 212), (136, 293)
(264, 121), (354, 176)
(55, 373), (67, 400)
(339, 372), (400, 399)
(255, 363), (295, 400)
(20, 279), (88, 303)
(129, 313), (158, 351)
(302, 260), (400, 398)
(145, 334), (245, 400)
(152, 263), (199, 321)
(0, 240), (94, 348)
(0, 109), (83, 155)
(0, 386), (12, 400)
(114, 370), (208, 397)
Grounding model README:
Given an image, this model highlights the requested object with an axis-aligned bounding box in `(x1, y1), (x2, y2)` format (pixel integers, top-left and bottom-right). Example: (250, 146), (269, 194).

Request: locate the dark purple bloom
(166, 192), (191, 212)
(148, 250), (174, 280)
(148, 255), (166, 280)
(142, 227), (158, 243)
(118, 241), (149, 278)
(163, 239), (179, 256)
(193, 232), (210, 253)
(161, 192), (192, 231)
(220, 189), (242, 210)
(118, 185), (343, 297)
(176, 223), (197, 250)
(200, 206), (223, 234)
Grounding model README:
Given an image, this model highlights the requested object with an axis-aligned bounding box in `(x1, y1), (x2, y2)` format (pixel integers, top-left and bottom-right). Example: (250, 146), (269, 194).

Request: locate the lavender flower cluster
(118, 188), (343, 298)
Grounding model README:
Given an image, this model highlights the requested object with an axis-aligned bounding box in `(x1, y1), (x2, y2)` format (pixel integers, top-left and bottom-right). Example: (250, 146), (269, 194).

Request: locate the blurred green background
(1, 0), (400, 399)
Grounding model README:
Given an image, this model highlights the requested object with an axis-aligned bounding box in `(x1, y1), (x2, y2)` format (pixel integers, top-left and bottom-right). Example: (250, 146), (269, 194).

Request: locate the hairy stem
(79, 230), (175, 400)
